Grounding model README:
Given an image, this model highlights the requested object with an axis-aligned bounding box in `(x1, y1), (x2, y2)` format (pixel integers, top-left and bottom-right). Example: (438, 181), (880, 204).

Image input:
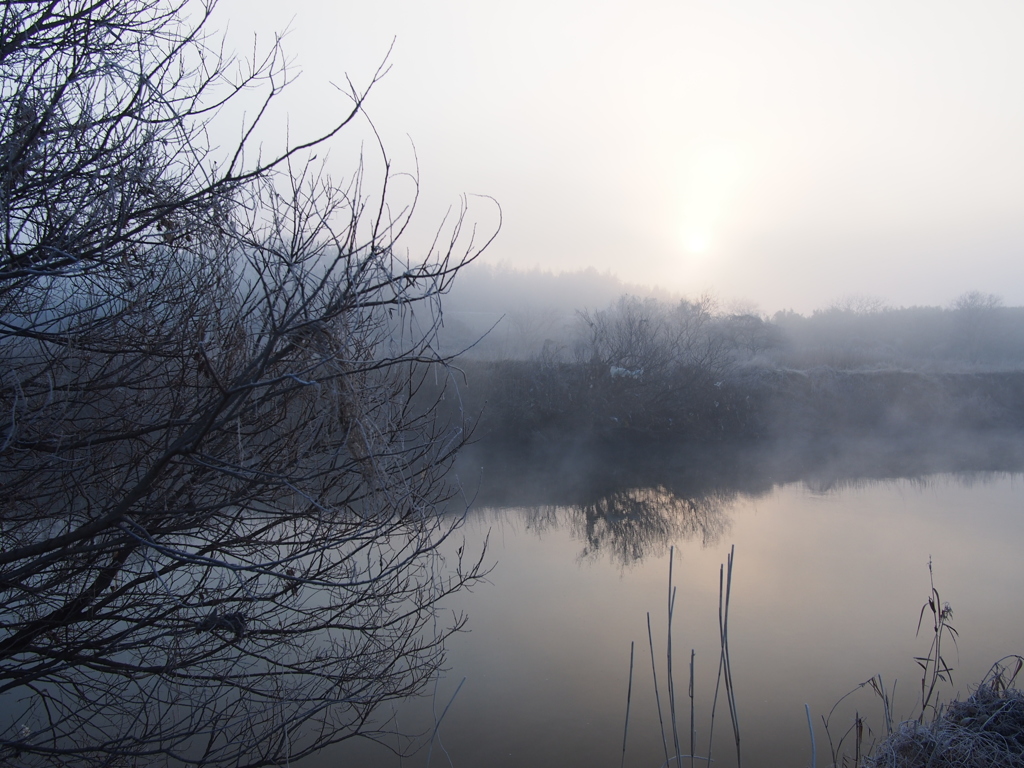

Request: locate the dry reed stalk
(805, 703), (817, 768)
(667, 546), (682, 765)
(637, 546), (741, 768)
(689, 648), (696, 768)
(425, 676), (466, 768)
(692, 651), (700, 768)
(869, 675), (895, 737)
(622, 641), (635, 768)
(649, 611), (671, 767)
(822, 673), (901, 765)
(916, 558), (958, 722)
(720, 545), (741, 767)
(855, 712), (863, 767)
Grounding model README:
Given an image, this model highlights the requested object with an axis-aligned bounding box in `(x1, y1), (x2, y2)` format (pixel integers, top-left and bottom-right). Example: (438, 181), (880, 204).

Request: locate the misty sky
(216, 0), (1024, 314)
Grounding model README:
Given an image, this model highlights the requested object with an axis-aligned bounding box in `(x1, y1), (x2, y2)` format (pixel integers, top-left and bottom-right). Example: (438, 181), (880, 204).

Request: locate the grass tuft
(866, 657), (1024, 768)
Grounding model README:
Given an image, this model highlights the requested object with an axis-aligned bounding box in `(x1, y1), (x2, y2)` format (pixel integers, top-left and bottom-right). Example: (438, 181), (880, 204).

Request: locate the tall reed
(622, 641), (635, 768)
(819, 558), (964, 767)
(667, 547), (682, 765)
(915, 557), (958, 721)
(648, 612), (671, 766)
(622, 545), (740, 767)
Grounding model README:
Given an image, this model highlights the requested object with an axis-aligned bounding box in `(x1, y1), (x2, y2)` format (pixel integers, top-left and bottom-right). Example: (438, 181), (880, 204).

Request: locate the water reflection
(334, 432), (1024, 768)
(523, 486), (731, 564)
(459, 431), (1024, 564)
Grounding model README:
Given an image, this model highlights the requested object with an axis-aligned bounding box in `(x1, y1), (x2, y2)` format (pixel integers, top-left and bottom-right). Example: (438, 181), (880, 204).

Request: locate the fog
(440, 262), (1024, 371)
(214, 0), (1024, 313)
(12, 3), (1024, 768)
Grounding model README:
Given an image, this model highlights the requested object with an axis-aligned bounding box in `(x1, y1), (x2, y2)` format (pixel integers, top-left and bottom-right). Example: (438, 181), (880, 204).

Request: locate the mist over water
(11, 2), (1024, 765)
(321, 433), (1024, 768)
(314, 264), (1024, 767)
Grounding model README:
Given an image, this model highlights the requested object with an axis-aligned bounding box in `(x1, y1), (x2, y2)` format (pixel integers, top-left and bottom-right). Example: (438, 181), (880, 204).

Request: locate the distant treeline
(435, 266), (1024, 442)
(441, 265), (1024, 369)
(772, 292), (1024, 369)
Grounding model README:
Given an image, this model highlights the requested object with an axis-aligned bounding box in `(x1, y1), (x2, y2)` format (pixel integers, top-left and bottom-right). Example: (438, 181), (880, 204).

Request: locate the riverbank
(868, 681), (1024, 767)
(446, 360), (1024, 443)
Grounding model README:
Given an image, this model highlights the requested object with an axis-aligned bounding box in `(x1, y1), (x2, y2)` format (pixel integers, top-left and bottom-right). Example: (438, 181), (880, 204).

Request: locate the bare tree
(826, 294), (889, 316)
(951, 290), (1003, 364)
(0, 2), (495, 766)
(572, 295), (730, 429)
(576, 294), (725, 378)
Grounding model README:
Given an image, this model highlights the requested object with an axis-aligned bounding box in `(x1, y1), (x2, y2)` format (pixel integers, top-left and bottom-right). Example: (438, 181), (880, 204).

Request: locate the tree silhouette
(0, 1), (495, 765)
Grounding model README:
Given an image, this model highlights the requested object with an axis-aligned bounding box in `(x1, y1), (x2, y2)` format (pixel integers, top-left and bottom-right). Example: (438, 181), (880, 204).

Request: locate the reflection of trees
(472, 430), (1024, 566)
(527, 485), (732, 565)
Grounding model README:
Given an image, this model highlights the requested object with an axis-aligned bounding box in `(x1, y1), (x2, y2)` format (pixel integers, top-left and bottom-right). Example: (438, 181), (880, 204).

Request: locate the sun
(676, 143), (743, 258)
(685, 232), (711, 255)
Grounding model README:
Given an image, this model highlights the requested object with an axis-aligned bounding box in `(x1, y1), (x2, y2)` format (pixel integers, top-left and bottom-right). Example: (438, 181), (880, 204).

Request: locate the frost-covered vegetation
(436, 266), (1024, 441)
(867, 677), (1024, 768)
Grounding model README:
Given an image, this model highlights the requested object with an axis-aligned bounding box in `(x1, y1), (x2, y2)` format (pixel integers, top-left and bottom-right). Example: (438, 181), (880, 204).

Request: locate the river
(326, 434), (1024, 767)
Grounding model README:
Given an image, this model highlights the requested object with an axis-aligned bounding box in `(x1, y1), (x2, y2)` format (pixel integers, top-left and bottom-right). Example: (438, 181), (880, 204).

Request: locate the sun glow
(677, 143), (743, 259)
(685, 233), (711, 255)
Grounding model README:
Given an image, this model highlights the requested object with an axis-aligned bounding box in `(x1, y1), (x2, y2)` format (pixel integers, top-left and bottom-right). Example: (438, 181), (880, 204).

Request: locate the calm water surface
(326, 438), (1024, 768)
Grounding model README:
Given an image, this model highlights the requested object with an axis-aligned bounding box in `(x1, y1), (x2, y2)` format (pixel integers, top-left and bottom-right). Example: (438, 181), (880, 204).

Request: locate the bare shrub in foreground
(0, 2), (495, 765)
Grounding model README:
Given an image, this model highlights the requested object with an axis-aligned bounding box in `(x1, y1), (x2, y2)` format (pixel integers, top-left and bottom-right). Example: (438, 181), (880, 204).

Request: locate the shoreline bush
(867, 660), (1024, 768)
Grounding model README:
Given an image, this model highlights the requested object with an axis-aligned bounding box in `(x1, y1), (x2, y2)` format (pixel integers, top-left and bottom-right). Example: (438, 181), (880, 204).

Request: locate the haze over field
(217, 0), (1024, 314)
